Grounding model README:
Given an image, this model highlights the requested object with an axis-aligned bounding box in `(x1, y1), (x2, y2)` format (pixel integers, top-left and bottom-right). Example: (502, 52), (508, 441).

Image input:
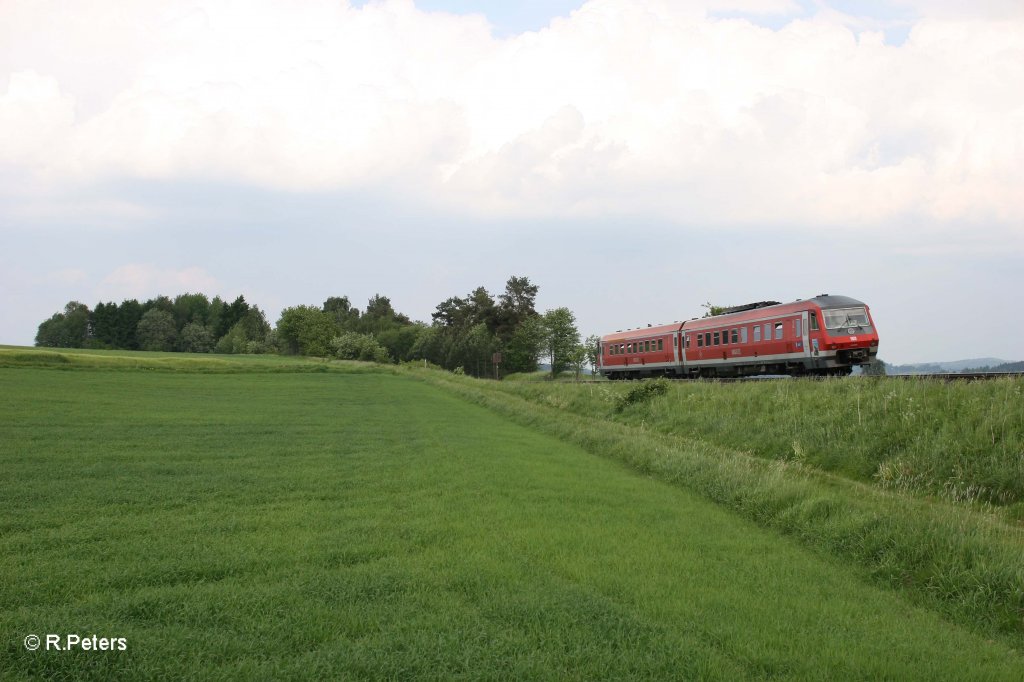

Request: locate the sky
(2, 0), (1023, 365)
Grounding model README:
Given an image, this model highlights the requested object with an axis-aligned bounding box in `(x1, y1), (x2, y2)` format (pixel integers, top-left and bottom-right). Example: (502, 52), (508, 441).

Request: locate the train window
(795, 319), (802, 337)
(774, 322), (783, 340)
(658, 339), (664, 351)
(705, 332), (711, 347)
(713, 331), (720, 345)
(697, 334), (703, 348)
(685, 335), (691, 348)
(754, 325), (761, 342)
(731, 329), (739, 343)
(741, 327), (748, 343)
(764, 323), (771, 341)
(810, 312), (819, 331)
(645, 340), (651, 352)
(823, 307), (870, 330)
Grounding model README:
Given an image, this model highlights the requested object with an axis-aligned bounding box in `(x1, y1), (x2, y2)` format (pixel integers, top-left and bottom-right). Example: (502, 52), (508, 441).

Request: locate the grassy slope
(1, 359), (1022, 679)
(500, 377), (1024, 510)
(413, 370), (1024, 647)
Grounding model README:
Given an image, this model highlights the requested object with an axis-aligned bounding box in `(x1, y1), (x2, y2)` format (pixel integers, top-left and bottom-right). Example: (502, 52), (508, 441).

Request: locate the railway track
(886, 371), (1024, 381)
(565, 372), (1024, 383)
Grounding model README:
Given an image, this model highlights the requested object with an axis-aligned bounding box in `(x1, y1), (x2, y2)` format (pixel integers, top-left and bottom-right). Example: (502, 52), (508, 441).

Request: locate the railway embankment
(414, 369), (1024, 650)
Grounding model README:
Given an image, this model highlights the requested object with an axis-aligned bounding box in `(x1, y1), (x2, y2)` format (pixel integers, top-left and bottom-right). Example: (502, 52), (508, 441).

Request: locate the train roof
(601, 322), (683, 342)
(810, 294), (867, 309)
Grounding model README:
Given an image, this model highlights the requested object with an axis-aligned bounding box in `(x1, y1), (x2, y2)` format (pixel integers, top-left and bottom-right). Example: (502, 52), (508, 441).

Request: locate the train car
(599, 322), (684, 380)
(598, 295), (879, 379)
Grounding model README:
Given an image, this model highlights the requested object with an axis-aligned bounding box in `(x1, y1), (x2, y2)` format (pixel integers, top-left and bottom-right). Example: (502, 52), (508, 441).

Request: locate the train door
(800, 312), (810, 357)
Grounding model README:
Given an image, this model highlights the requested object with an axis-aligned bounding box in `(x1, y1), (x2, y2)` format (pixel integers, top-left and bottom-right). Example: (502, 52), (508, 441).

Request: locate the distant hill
(886, 358), (1017, 374)
(985, 360), (1024, 372)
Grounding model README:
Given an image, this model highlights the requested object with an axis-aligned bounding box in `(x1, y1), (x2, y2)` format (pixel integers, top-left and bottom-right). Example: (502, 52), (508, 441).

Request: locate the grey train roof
(696, 295), (868, 322)
(810, 295), (867, 309)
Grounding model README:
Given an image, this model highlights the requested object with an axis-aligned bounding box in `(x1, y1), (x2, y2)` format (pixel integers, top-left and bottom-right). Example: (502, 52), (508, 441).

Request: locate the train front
(812, 295), (879, 371)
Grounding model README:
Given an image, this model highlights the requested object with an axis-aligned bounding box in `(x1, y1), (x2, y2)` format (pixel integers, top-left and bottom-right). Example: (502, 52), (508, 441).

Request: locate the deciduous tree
(276, 305), (337, 357)
(35, 301), (91, 348)
(542, 307), (580, 378)
(136, 309), (177, 351)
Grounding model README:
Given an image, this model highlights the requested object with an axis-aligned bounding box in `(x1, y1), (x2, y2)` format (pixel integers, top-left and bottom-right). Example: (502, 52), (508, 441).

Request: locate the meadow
(2, 349), (1024, 679)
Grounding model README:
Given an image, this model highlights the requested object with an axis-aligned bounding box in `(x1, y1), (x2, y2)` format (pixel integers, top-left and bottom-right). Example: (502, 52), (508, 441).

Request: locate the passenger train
(598, 295), (879, 379)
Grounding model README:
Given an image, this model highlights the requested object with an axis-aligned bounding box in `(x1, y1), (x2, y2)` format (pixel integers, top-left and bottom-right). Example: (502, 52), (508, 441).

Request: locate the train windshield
(822, 307), (870, 330)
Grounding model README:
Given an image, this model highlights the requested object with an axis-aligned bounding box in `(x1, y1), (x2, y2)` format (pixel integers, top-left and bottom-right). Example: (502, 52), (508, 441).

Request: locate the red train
(598, 295), (879, 379)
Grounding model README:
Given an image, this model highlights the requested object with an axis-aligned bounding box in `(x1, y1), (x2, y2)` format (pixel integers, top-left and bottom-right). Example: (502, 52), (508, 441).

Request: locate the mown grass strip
(0, 348), (387, 374)
(412, 370), (1024, 649)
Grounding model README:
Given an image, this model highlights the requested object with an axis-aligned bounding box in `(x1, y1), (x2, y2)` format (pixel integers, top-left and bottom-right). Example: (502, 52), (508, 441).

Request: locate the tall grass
(495, 377), (1024, 514)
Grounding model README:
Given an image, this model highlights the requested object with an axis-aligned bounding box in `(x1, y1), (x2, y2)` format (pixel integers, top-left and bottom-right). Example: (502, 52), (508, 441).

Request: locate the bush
(615, 378), (669, 411)
(331, 332), (391, 363)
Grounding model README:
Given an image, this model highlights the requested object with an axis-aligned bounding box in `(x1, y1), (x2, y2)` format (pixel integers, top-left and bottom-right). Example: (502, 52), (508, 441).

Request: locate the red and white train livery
(598, 295), (879, 379)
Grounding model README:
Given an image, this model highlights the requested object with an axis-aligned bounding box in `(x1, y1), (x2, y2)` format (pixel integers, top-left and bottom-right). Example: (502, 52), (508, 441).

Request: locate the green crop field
(2, 349), (1024, 679)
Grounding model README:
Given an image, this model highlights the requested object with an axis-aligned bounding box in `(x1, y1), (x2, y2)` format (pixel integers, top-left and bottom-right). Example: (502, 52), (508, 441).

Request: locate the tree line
(35, 276), (598, 378)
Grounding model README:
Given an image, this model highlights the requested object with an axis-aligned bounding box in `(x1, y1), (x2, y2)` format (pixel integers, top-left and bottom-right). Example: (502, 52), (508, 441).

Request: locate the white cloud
(1, 0), (1022, 233)
(0, 71), (76, 168)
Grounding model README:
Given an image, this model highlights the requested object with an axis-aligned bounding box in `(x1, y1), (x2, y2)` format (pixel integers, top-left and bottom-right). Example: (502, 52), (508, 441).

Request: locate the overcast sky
(2, 0), (1022, 364)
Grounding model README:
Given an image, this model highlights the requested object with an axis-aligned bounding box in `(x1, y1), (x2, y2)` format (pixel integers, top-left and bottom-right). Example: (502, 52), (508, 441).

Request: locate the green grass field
(2, 350), (1024, 679)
